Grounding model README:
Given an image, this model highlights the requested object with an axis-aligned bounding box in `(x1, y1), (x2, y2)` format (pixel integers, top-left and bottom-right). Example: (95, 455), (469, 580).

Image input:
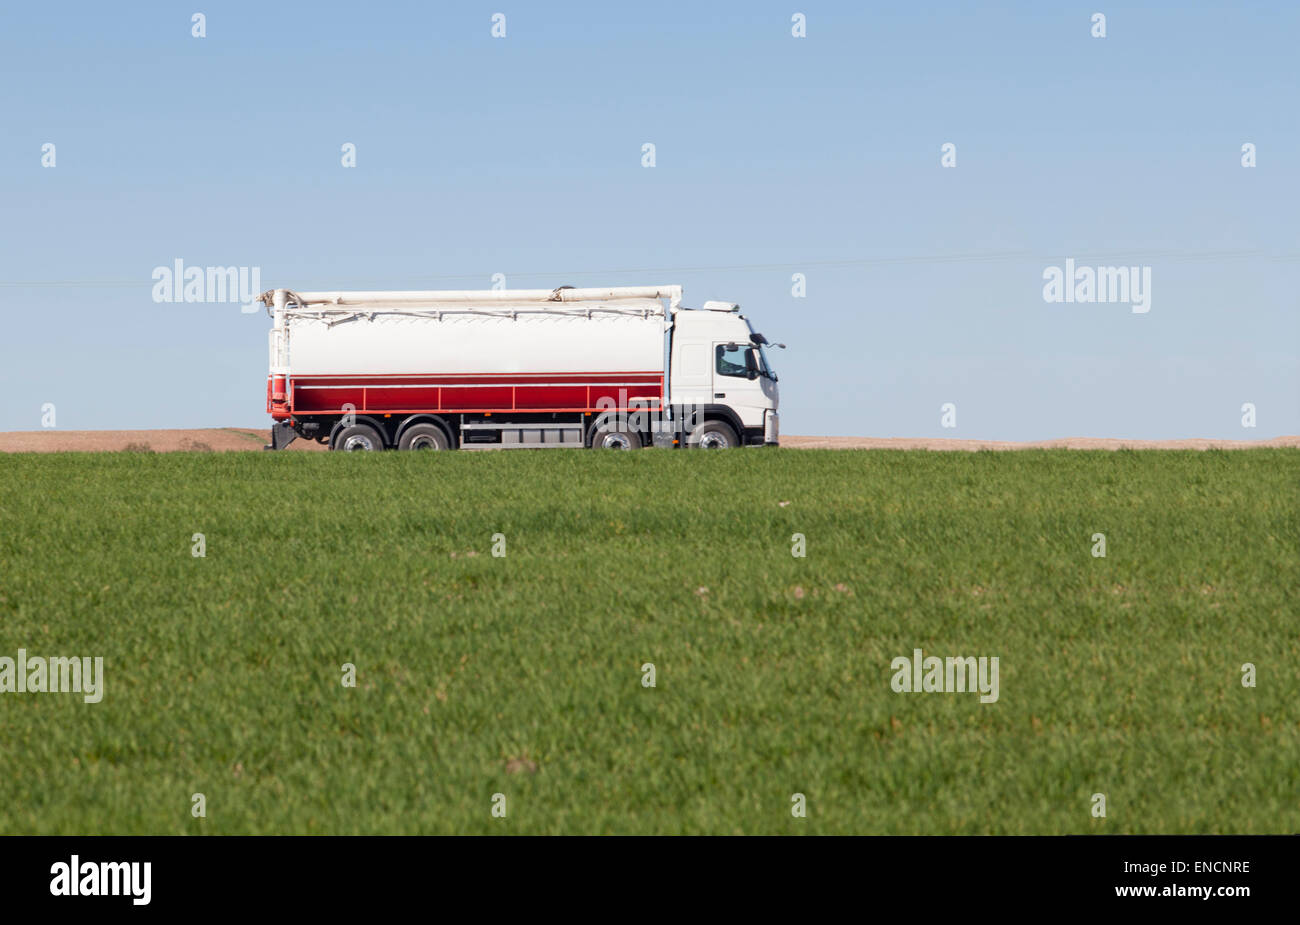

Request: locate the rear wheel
(687, 420), (738, 449)
(398, 423), (450, 450)
(332, 423), (383, 452)
(590, 426), (642, 450)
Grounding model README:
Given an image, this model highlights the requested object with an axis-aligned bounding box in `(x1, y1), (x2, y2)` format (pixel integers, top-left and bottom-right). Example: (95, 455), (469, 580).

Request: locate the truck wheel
(687, 420), (738, 449)
(332, 423), (384, 452)
(398, 423), (450, 450)
(590, 426), (642, 450)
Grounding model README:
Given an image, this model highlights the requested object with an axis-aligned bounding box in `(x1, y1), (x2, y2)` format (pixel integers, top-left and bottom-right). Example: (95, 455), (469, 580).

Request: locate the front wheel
(332, 422), (384, 452)
(687, 420), (738, 449)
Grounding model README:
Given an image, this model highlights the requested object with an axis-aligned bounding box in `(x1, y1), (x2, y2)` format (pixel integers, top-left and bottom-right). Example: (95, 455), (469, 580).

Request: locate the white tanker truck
(259, 285), (782, 451)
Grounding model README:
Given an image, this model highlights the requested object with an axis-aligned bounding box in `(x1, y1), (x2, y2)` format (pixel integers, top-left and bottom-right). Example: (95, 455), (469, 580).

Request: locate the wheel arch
(685, 404), (746, 439)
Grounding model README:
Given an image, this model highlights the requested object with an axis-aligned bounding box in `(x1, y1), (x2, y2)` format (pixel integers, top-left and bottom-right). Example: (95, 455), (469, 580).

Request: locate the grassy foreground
(0, 448), (1296, 835)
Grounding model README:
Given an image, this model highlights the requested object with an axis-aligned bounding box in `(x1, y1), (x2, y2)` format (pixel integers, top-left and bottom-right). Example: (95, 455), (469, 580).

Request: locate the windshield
(757, 344), (775, 379)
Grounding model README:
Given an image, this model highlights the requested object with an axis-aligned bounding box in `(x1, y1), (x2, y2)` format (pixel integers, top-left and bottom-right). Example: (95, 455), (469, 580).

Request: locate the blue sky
(1, 1), (1296, 438)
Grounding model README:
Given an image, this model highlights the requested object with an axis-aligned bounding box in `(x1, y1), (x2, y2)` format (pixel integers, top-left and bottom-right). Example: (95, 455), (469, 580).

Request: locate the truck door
(712, 341), (771, 430)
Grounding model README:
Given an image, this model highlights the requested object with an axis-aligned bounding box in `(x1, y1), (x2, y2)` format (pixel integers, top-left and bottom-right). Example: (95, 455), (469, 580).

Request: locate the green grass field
(0, 448), (1296, 834)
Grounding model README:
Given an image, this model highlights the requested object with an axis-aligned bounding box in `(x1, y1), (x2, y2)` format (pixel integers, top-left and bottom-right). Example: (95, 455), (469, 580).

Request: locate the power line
(0, 249), (1296, 289)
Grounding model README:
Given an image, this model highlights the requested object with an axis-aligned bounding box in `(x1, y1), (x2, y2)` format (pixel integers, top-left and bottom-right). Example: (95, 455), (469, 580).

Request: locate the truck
(257, 285), (781, 451)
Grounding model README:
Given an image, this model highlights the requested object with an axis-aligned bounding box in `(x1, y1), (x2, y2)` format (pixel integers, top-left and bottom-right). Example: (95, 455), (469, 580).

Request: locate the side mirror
(750, 333), (768, 345)
(745, 349), (759, 379)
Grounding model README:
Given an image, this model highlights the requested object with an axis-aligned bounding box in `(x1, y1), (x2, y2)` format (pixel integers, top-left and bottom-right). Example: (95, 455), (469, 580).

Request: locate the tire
(398, 423), (451, 450)
(687, 420), (738, 449)
(589, 425), (643, 450)
(332, 422), (384, 452)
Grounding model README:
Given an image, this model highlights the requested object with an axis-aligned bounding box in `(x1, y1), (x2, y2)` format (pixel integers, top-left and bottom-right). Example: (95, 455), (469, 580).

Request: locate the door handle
(714, 393), (726, 398)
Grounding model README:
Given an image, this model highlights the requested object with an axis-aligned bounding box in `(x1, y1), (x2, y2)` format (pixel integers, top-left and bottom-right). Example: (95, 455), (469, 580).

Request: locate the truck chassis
(267, 405), (763, 452)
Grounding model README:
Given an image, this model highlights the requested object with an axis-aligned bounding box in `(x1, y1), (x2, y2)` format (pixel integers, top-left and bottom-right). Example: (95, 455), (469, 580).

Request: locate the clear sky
(2, 1), (1296, 439)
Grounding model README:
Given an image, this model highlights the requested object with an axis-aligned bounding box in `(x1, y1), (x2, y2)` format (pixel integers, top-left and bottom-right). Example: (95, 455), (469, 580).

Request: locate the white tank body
(283, 300), (666, 376)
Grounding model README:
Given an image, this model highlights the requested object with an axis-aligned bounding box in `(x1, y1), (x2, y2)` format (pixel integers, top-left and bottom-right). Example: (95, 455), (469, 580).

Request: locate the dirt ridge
(1, 429), (1296, 453)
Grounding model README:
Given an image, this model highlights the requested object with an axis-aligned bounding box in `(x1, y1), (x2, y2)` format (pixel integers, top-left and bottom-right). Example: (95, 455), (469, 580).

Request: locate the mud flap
(264, 421), (298, 451)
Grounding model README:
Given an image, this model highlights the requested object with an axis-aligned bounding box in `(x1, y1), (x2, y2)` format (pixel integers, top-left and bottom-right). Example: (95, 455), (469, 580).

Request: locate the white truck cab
(669, 302), (780, 447)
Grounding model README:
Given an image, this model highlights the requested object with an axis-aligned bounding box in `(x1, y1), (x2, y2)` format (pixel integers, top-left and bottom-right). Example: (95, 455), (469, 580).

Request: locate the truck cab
(669, 302), (780, 447)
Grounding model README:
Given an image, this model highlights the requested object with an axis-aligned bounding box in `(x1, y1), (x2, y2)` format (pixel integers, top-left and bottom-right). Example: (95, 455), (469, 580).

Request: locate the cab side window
(715, 344), (751, 378)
